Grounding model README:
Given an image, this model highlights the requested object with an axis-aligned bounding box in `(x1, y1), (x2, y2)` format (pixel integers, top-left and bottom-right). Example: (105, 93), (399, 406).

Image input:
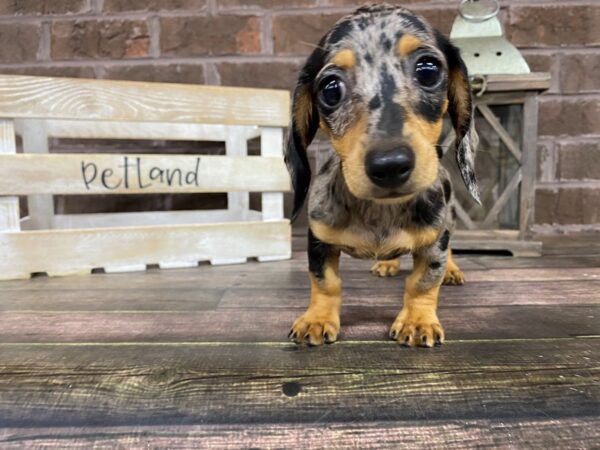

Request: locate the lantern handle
(471, 74), (488, 97)
(459, 0), (500, 23)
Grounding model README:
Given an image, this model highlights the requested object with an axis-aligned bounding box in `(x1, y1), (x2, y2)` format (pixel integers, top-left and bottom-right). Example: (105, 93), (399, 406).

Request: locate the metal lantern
(442, 0), (551, 256)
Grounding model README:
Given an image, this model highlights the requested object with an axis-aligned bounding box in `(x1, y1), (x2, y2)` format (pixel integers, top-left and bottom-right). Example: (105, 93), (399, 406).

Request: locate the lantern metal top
(451, 0), (531, 76)
(458, 0), (499, 22)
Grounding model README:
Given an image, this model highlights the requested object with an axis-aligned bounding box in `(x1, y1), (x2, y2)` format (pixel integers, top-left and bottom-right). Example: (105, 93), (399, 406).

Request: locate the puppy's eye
(414, 56), (441, 88)
(318, 76), (347, 109)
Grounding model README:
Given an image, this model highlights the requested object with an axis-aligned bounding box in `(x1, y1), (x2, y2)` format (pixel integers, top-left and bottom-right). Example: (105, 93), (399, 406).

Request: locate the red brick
(271, 6), (471, 56)
(535, 187), (600, 225)
(103, 0), (207, 13)
(523, 54), (554, 74)
(51, 19), (150, 60)
(556, 142), (600, 181)
(160, 16), (261, 57)
(523, 53), (558, 93)
(218, 0), (317, 10)
(539, 98), (600, 137)
(536, 140), (555, 183)
(0, 23), (41, 63)
(417, 7), (459, 37)
(325, 0), (456, 5)
(217, 61), (298, 90)
(284, 3), (482, 36)
(0, 65), (96, 79)
(103, 63), (205, 84)
(0, 0), (89, 15)
(509, 5), (600, 47)
(272, 13), (343, 56)
(559, 53), (600, 94)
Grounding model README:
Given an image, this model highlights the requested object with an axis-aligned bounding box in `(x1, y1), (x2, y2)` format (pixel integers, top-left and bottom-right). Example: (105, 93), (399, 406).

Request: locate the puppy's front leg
(390, 231), (450, 347)
(289, 230), (341, 346)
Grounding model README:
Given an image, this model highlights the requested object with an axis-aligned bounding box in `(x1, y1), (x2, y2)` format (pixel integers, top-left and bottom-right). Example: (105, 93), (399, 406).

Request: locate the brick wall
(0, 0), (598, 232)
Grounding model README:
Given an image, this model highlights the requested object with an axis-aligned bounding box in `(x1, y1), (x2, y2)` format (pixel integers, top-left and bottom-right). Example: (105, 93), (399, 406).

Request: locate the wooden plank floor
(0, 235), (599, 448)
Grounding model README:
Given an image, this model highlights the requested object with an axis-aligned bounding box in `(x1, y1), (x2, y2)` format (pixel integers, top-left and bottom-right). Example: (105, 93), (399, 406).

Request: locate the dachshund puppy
(285, 4), (480, 347)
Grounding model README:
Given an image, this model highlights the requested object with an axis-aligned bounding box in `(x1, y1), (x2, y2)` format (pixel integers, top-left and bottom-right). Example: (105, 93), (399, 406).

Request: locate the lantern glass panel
(441, 103), (523, 231)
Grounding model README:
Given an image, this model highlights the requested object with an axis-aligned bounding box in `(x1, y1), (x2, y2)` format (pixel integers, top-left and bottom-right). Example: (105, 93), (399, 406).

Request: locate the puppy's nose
(365, 146), (415, 189)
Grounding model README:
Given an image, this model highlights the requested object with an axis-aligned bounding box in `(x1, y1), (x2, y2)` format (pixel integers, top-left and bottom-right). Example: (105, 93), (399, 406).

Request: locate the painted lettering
(81, 162), (97, 190)
(101, 168), (122, 190)
(80, 156), (202, 191)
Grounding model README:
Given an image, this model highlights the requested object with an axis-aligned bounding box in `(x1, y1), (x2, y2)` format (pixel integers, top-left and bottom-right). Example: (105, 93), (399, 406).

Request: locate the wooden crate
(0, 75), (292, 280)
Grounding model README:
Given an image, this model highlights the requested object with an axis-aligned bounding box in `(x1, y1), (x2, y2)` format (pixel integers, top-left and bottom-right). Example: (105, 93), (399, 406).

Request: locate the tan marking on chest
(310, 221), (439, 259)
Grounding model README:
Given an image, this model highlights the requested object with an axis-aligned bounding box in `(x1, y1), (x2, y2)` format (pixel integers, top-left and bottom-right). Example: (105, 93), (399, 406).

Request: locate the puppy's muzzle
(365, 146), (415, 189)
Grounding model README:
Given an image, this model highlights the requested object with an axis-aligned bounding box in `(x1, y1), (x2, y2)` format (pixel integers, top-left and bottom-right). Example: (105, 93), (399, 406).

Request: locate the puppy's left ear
(285, 45), (327, 221)
(436, 32), (481, 204)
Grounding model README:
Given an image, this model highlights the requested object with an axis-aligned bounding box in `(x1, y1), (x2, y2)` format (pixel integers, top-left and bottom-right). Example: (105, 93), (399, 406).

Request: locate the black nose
(365, 147), (415, 189)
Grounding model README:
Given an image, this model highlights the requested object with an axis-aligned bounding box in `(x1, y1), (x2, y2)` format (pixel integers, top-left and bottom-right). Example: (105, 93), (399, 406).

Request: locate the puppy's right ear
(286, 45), (327, 221)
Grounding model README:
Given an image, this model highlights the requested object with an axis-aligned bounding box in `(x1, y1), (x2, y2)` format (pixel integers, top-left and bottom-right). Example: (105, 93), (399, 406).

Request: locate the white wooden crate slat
(0, 198), (19, 232)
(0, 220), (291, 280)
(0, 75), (290, 127)
(225, 126), (250, 214)
(258, 127), (288, 263)
(17, 119), (54, 230)
(45, 210), (264, 230)
(0, 154), (291, 195)
(260, 127), (285, 221)
(38, 120), (261, 142)
(0, 120), (20, 232)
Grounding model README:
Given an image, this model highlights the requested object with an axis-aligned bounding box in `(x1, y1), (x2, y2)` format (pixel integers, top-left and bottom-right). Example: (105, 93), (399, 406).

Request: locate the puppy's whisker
(298, 41), (327, 51)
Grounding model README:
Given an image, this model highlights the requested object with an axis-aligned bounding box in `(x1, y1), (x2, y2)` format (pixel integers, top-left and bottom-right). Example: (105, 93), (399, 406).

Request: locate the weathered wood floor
(0, 235), (599, 448)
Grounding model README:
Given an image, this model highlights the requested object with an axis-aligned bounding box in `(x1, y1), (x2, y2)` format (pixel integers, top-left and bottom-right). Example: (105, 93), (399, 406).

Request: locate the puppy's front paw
(443, 267), (465, 285)
(288, 310), (340, 346)
(370, 260), (400, 277)
(389, 307), (444, 348)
